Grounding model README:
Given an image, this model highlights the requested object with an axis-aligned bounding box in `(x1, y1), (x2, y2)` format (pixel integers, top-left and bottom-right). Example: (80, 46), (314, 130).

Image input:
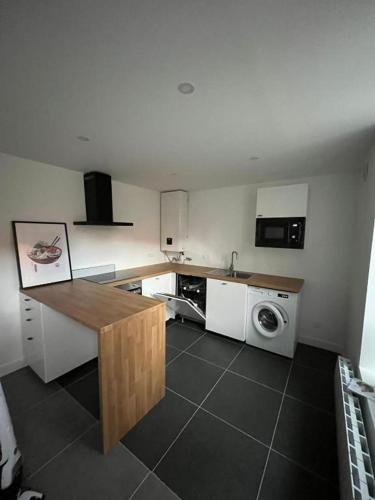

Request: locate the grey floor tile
(203, 372), (282, 444)
(1, 367), (60, 418)
(132, 473), (180, 500)
(294, 344), (338, 374)
(64, 370), (99, 419)
(14, 390), (96, 476)
(272, 397), (338, 483)
(166, 323), (204, 350)
(28, 425), (148, 500)
(155, 409), (268, 500)
(259, 451), (339, 500)
(56, 358), (98, 387)
(166, 345), (181, 364)
(286, 363), (334, 413)
(187, 332), (243, 368)
(179, 319), (206, 332)
(122, 390), (196, 469)
(230, 345), (291, 391)
(166, 353), (223, 404)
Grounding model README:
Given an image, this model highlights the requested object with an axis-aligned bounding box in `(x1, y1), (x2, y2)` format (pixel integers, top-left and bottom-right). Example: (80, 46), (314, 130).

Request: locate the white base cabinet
(206, 279), (247, 341)
(142, 273), (176, 320)
(20, 293), (97, 383)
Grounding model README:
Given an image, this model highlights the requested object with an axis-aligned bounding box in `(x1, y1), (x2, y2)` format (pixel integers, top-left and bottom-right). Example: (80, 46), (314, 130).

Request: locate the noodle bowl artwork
(27, 237), (62, 265)
(12, 222), (73, 288)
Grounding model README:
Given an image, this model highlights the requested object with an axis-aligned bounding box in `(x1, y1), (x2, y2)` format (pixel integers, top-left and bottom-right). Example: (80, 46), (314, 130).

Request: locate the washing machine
(246, 286), (300, 358)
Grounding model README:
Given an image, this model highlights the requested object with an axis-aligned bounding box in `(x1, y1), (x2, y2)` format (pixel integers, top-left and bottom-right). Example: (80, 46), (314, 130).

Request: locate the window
(359, 220), (375, 385)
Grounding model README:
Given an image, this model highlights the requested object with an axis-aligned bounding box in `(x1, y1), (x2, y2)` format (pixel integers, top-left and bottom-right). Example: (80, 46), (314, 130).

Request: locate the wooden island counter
(22, 279), (165, 453)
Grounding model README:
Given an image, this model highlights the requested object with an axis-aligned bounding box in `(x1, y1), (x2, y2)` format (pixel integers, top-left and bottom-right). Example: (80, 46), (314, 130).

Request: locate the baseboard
(298, 335), (343, 354)
(0, 357), (26, 378)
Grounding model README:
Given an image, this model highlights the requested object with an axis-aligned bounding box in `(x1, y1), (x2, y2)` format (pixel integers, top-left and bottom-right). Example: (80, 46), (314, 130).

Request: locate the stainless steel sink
(207, 268), (253, 279)
(232, 271), (253, 279)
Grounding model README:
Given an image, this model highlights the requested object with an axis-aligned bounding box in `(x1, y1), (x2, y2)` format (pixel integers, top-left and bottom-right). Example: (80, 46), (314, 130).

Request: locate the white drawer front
(20, 295), (45, 379)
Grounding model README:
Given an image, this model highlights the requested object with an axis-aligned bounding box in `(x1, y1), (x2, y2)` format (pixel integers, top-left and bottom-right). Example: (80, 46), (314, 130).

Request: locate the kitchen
(1, 2), (375, 500)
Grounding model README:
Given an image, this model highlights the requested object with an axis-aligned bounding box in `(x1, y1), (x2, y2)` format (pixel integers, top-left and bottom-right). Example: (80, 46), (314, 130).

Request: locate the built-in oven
(255, 217), (305, 249)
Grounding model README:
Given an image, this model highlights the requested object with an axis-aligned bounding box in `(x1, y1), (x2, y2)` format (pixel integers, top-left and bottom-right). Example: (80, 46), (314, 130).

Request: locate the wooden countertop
(104, 262), (304, 293)
(22, 278), (162, 331)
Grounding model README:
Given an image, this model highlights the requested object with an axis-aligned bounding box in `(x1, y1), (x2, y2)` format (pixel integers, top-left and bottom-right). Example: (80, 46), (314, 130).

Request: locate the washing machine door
(252, 301), (288, 339)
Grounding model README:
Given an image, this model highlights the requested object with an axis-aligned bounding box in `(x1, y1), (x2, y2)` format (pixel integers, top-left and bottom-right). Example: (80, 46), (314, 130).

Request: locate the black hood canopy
(74, 171), (133, 226)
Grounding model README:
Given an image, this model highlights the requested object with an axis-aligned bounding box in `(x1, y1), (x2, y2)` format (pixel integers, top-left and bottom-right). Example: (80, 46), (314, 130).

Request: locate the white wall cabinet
(160, 190), (188, 252)
(20, 293), (97, 383)
(256, 183), (308, 218)
(142, 273), (176, 320)
(206, 279), (247, 341)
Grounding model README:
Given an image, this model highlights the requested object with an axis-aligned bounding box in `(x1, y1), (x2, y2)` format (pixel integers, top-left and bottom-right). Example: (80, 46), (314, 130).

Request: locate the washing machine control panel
(248, 287), (290, 300)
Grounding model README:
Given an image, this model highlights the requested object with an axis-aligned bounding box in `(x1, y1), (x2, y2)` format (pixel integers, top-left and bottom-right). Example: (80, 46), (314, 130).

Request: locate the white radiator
(336, 356), (375, 500)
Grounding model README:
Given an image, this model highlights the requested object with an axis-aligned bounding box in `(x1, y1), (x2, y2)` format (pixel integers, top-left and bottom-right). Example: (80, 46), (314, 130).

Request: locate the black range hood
(74, 172), (133, 226)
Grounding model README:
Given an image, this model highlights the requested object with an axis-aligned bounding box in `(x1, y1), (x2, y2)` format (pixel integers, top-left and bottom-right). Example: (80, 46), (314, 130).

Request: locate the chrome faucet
(229, 250), (239, 274)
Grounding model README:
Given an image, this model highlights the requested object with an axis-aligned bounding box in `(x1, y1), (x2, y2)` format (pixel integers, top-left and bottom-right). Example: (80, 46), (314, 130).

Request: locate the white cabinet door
(20, 293), (97, 383)
(206, 279), (247, 341)
(256, 183), (308, 218)
(42, 305), (97, 382)
(142, 273), (176, 320)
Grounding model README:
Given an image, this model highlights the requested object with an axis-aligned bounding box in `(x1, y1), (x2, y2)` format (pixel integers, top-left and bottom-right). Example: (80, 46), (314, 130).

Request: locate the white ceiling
(1, 0), (375, 191)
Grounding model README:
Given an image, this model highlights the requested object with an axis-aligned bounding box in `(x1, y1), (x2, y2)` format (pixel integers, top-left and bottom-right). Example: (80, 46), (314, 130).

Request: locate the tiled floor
(1, 319), (339, 499)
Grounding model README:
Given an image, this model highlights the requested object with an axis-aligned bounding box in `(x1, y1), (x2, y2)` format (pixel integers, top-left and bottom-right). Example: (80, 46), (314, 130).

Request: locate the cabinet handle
(26, 318), (32, 322)
(221, 282), (227, 285)
(25, 308), (32, 311)
(24, 298), (31, 302)
(27, 337), (33, 341)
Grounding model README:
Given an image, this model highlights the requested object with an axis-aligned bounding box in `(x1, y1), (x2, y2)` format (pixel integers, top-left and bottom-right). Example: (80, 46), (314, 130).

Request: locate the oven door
(255, 217), (305, 249)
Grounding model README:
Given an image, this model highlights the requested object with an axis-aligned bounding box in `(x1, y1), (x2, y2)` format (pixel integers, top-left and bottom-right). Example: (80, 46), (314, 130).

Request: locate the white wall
(186, 173), (359, 353)
(345, 145), (375, 458)
(359, 222), (375, 384)
(0, 153), (163, 376)
(347, 146), (375, 364)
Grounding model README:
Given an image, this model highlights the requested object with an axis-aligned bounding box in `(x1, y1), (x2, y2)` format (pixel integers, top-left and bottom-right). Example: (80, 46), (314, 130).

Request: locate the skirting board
(298, 335), (342, 354)
(0, 357), (27, 378)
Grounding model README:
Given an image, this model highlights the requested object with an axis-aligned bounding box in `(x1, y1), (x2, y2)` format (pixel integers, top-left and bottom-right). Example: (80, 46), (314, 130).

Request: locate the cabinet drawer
(19, 293), (39, 310)
(20, 299), (45, 380)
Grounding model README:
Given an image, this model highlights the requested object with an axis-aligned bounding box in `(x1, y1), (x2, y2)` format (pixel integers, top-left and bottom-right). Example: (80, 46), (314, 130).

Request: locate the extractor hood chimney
(73, 172), (133, 226)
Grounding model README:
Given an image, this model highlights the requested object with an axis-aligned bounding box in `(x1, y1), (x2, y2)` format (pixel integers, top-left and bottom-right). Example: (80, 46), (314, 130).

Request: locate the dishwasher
(154, 274), (206, 325)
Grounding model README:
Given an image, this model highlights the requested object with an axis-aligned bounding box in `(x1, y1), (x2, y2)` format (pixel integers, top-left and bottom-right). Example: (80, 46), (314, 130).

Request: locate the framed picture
(12, 221), (73, 289)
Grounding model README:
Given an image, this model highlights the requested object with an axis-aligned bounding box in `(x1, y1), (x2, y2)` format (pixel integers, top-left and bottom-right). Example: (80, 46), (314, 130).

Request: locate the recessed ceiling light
(77, 135), (90, 142)
(178, 82), (195, 94)
(249, 156), (260, 161)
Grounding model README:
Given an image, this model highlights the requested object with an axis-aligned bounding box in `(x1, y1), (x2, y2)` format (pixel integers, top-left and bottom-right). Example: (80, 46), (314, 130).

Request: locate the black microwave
(255, 217), (305, 249)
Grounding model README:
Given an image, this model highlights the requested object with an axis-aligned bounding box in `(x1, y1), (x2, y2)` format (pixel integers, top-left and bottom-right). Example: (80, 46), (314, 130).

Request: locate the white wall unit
(206, 279), (247, 341)
(20, 293), (97, 382)
(161, 191), (188, 252)
(142, 273), (176, 320)
(256, 183), (308, 218)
